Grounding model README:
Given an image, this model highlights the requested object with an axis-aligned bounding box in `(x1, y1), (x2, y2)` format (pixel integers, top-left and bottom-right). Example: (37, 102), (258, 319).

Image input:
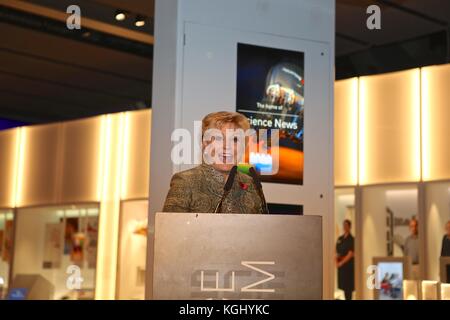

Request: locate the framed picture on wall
(372, 256), (411, 300)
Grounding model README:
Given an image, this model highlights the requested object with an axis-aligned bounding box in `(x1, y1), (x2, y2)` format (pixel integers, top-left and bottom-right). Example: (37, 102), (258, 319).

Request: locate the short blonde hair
(202, 111), (250, 136)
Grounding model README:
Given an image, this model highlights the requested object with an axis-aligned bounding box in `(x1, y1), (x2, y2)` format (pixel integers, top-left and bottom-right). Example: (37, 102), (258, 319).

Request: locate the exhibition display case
(421, 280), (439, 300)
(441, 283), (450, 300)
(403, 280), (419, 300)
(333, 64), (450, 299)
(425, 182), (450, 281)
(0, 109), (151, 300)
(12, 204), (99, 300)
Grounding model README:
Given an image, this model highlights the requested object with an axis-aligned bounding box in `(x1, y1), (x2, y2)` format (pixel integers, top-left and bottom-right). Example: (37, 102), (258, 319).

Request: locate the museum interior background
(0, 63), (449, 300)
(0, 0), (450, 300)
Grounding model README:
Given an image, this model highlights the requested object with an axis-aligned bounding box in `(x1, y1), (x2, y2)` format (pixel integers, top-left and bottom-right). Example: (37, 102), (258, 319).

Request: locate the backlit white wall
(148, 0), (335, 299)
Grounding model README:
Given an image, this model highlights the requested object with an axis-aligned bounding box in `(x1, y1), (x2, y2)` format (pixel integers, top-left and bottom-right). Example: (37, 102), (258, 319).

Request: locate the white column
(147, 0), (335, 299)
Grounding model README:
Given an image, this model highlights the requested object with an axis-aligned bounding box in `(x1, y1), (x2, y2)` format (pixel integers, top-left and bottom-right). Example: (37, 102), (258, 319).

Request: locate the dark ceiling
(0, 0), (449, 124)
(0, 0), (154, 124)
(336, 0), (450, 78)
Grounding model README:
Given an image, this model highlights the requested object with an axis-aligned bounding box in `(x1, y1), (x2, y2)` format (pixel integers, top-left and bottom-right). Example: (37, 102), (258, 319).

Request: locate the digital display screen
(236, 43), (304, 184)
(376, 262), (404, 300)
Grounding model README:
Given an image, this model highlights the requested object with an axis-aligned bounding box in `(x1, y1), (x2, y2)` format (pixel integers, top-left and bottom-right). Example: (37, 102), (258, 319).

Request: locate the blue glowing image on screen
(249, 152), (273, 174)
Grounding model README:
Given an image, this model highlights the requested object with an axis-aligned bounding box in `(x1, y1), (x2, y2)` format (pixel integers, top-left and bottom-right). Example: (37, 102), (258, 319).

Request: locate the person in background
(403, 218), (419, 264)
(336, 219), (355, 300)
(441, 220), (450, 257)
(403, 217), (419, 279)
(442, 220), (450, 283)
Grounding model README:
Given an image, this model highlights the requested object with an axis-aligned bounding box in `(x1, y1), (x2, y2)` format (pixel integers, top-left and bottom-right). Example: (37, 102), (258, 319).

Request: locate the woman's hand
(336, 250), (354, 268)
(335, 255), (342, 267)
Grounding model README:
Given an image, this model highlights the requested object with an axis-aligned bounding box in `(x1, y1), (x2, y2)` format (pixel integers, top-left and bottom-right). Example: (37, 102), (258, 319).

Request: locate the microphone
(249, 167), (269, 214)
(214, 165), (238, 213)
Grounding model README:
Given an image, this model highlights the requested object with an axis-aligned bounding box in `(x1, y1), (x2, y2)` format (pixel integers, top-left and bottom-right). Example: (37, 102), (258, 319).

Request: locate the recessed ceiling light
(135, 15), (146, 27)
(115, 10), (127, 21)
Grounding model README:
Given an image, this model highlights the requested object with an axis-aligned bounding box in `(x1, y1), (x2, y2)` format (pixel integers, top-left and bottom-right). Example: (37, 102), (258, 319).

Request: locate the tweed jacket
(162, 164), (264, 214)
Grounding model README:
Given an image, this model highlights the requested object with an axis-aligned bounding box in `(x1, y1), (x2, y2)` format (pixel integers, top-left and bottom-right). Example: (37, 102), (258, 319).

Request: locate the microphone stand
(249, 167), (269, 214)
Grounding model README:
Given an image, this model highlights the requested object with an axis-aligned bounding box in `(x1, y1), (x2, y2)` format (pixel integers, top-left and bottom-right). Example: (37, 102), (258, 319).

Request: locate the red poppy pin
(239, 182), (249, 190)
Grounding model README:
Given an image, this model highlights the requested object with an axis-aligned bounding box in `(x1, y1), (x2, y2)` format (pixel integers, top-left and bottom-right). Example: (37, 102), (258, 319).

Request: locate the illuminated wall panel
(95, 109), (151, 299)
(121, 109), (151, 200)
(0, 128), (19, 207)
(17, 123), (61, 207)
(60, 116), (102, 203)
(421, 65), (450, 181)
(334, 78), (358, 186)
(359, 69), (421, 185)
(95, 113), (124, 300)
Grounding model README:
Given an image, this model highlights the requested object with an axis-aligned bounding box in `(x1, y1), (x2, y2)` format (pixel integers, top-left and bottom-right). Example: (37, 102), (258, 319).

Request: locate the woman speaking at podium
(162, 111), (265, 214)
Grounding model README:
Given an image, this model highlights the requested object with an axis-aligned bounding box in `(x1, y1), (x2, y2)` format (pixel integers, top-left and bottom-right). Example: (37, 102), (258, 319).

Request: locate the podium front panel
(153, 212), (322, 299)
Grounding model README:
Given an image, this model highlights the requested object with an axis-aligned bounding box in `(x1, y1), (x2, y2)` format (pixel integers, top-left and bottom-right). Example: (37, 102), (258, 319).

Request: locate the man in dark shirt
(441, 221), (450, 284)
(336, 219), (354, 300)
(441, 220), (450, 257)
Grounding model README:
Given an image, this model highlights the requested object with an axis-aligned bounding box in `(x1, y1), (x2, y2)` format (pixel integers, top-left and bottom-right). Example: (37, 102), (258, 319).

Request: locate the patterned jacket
(162, 164), (264, 214)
